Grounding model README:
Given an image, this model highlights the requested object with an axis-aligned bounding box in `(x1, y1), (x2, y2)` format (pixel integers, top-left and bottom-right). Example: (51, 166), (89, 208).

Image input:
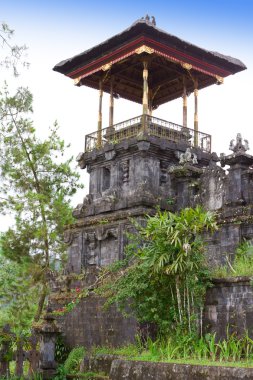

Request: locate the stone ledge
(109, 360), (253, 380)
(64, 206), (155, 230)
(212, 276), (252, 285)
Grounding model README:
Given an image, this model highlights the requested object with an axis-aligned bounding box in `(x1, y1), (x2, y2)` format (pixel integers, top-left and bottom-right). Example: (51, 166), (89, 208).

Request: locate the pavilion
(53, 16), (246, 154)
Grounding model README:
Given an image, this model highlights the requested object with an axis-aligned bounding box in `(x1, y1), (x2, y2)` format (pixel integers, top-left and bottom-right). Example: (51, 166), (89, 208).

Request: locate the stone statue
(229, 139), (235, 151)
(179, 148), (198, 165)
(192, 153), (198, 164)
(229, 133), (250, 153)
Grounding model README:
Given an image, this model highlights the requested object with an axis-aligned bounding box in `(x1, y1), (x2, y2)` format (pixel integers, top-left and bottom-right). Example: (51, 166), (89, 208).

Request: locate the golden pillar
(194, 79), (198, 147)
(149, 89), (153, 116)
(109, 79), (114, 128)
(142, 60), (149, 129)
(182, 76), (187, 128)
(97, 79), (103, 147)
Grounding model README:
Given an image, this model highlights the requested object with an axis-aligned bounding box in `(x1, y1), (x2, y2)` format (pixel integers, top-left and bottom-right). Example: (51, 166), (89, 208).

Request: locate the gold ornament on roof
(74, 77), (82, 85)
(101, 62), (113, 71)
(135, 45), (154, 55)
(181, 62), (192, 70)
(216, 75), (224, 84)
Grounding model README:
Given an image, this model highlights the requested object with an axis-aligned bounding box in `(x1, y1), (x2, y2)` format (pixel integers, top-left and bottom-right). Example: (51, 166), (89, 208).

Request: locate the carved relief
(64, 231), (75, 246)
(135, 45), (154, 55)
(200, 163), (226, 211)
(99, 228), (119, 267)
(121, 160), (130, 183)
(84, 232), (98, 266)
(160, 160), (168, 185)
(82, 227), (119, 267)
(96, 227), (118, 241)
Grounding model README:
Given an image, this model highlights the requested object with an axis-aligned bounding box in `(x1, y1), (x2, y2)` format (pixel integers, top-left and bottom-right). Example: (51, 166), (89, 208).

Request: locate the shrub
(64, 346), (85, 374)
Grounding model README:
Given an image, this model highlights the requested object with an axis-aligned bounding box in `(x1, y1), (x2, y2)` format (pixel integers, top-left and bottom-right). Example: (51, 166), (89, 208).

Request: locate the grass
(130, 357), (253, 368)
(91, 344), (140, 357)
(211, 242), (253, 278)
(88, 331), (253, 368)
(66, 372), (108, 379)
(212, 260), (253, 278)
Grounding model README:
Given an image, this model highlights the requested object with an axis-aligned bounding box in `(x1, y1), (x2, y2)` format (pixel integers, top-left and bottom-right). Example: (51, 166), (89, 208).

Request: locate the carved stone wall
(62, 297), (138, 349)
(64, 207), (148, 274)
(51, 133), (253, 348)
(204, 277), (253, 340)
(75, 135), (214, 220)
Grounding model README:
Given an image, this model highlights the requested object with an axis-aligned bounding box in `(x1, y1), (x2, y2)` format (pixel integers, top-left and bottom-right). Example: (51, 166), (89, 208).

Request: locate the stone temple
(50, 17), (253, 349)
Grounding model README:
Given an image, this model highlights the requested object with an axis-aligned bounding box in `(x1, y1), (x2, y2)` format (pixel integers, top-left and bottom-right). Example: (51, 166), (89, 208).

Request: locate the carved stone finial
(179, 148), (198, 165)
(145, 14), (150, 22)
(151, 16), (156, 26)
(229, 133), (250, 153)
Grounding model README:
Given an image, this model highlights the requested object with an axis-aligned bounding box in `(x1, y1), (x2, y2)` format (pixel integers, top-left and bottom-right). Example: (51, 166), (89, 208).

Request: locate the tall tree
(0, 251), (38, 333)
(0, 22), (28, 76)
(0, 85), (82, 322)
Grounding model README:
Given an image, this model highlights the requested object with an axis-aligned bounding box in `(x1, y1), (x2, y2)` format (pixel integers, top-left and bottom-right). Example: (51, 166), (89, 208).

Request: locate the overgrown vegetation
(89, 330), (253, 365)
(97, 206), (217, 336)
(63, 347), (86, 374)
(212, 240), (253, 278)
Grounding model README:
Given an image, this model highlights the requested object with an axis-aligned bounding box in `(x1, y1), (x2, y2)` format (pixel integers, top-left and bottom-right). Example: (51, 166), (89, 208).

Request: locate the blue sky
(2, 0), (253, 54)
(1, 0), (253, 214)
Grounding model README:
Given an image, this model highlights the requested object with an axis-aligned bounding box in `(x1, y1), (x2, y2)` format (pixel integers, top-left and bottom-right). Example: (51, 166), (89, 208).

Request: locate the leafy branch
(0, 22), (29, 76)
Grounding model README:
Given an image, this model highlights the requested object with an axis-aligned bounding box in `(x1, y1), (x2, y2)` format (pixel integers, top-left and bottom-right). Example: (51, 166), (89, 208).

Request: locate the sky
(1, 0), (253, 223)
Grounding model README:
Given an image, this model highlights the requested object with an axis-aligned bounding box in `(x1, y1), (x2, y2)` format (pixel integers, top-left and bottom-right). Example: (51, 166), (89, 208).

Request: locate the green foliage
(55, 336), (70, 364)
(64, 347), (86, 374)
(98, 206), (217, 336)
(0, 253), (38, 333)
(90, 331), (253, 364)
(212, 241), (253, 278)
(0, 85), (83, 324)
(91, 343), (140, 357)
(0, 377), (25, 380)
(69, 373), (107, 380)
(53, 364), (67, 380)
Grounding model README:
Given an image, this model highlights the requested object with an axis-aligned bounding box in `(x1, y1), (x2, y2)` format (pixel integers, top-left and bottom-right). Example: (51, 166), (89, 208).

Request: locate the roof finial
(145, 14), (150, 22)
(151, 16), (156, 26)
(229, 133), (249, 153)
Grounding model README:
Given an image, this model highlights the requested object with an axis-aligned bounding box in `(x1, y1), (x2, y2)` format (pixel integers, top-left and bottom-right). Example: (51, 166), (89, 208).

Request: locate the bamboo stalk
(175, 276), (182, 323)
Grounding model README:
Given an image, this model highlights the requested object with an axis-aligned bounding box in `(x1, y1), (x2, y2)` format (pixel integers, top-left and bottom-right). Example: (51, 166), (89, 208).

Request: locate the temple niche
(50, 17), (252, 348)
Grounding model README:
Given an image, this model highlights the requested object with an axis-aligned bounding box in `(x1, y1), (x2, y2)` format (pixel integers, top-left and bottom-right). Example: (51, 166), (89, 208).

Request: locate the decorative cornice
(135, 45), (154, 54)
(68, 36), (230, 83)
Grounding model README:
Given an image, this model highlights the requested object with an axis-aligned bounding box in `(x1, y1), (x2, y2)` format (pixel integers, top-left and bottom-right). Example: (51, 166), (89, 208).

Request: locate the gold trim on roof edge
(135, 45), (155, 54)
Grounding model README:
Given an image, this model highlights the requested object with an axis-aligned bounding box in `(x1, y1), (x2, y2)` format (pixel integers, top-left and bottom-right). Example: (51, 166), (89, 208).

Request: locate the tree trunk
(33, 284), (47, 322)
